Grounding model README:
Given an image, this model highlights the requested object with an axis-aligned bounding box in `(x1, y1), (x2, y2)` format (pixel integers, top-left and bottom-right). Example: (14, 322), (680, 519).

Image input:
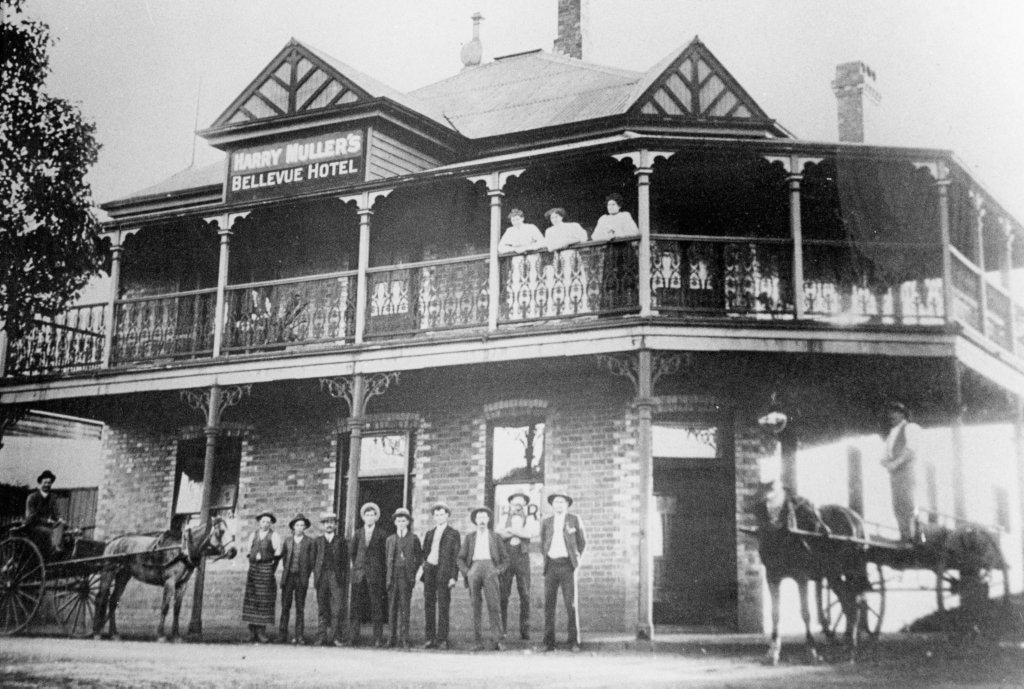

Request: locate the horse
(92, 517), (237, 641)
(748, 480), (871, 665)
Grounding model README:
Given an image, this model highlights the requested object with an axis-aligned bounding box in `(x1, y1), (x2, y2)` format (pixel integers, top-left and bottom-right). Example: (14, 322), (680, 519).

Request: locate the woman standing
(242, 511), (283, 643)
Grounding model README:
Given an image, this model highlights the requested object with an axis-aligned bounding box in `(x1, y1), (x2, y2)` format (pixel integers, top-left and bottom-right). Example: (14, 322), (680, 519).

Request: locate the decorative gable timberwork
(213, 41), (369, 127)
(632, 39), (769, 121)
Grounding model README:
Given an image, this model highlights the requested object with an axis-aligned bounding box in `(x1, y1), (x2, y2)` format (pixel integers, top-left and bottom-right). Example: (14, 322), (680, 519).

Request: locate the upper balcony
(3, 141), (1022, 387)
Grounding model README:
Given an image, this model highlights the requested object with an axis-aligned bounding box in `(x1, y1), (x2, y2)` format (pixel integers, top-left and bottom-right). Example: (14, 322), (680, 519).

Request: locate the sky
(23, 0), (1024, 221)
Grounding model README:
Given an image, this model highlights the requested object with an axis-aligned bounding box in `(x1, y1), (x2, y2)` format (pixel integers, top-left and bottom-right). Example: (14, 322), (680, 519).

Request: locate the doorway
(337, 430), (413, 533)
(651, 422), (736, 629)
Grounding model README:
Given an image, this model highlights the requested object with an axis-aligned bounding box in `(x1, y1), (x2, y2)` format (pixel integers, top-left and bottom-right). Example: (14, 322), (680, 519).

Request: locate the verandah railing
(4, 303), (106, 377)
(6, 236), (1022, 377)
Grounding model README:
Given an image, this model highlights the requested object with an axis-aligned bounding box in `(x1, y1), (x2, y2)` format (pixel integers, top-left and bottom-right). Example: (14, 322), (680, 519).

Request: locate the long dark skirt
(242, 560), (278, 625)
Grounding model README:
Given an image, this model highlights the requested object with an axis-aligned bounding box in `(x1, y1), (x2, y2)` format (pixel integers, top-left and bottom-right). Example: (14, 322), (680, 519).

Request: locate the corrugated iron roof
(111, 160), (224, 203)
(412, 51), (641, 138)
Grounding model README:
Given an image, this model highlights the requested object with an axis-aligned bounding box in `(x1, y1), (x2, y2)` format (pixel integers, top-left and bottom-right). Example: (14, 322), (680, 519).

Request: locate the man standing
(24, 470), (66, 556)
(541, 491), (586, 653)
(457, 506), (508, 651)
(495, 492), (538, 640)
(349, 502), (388, 647)
(279, 513), (316, 644)
(312, 512), (348, 646)
(385, 508), (423, 648)
(421, 503), (460, 650)
(882, 402), (923, 542)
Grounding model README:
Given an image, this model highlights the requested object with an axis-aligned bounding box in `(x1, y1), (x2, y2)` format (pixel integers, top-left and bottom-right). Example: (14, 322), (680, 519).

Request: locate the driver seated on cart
(24, 470), (66, 557)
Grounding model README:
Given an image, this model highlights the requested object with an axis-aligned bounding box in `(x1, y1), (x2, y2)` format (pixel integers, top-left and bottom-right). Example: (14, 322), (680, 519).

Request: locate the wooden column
(846, 445), (864, 516)
(355, 210), (372, 344)
(787, 172), (806, 320)
(180, 383), (249, 636)
(950, 362), (967, 519)
(971, 191), (989, 337)
(935, 169), (954, 326)
(636, 166), (653, 318)
(204, 212), (248, 358)
(1014, 395), (1024, 592)
(487, 189), (504, 331)
(1001, 218), (1018, 356)
(635, 349), (654, 639)
(101, 240), (124, 368)
(0, 326), (8, 379)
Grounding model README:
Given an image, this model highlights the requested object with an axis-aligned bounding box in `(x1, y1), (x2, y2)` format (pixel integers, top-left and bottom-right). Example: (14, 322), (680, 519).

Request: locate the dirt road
(2, 633), (1023, 688)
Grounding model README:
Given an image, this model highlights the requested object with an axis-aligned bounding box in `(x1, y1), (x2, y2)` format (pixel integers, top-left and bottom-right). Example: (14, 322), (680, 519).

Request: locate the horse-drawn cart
(0, 522), (202, 638)
(815, 513), (1010, 639)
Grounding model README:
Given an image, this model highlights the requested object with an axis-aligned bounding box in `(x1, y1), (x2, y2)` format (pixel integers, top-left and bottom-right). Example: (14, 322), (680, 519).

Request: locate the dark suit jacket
(420, 525), (461, 585)
(313, 533), (348, 589)
(280, 535), (316, 586)
(540, 513), (586, 573)
(349, 525), (388, 587)
(385, 531), (423, 590)
(456, 530), (509, 585)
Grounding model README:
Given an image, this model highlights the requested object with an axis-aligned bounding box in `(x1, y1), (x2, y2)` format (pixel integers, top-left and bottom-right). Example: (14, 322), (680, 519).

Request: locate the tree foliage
(1, 0), (102, 339)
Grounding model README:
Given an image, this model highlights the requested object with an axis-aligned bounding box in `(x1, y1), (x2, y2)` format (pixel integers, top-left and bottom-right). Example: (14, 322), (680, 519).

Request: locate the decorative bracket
(320, 372), (400, 417)
(338, 189), (393, 212)
(763, 155), (823, 177)
(912, 159), (949, 183)
(203, 211), (251, 232)
(180, 384), (251, 427)
(595, 352), (689, 396)
(612, 150), (674, 170)
(467, 168), (526, 191)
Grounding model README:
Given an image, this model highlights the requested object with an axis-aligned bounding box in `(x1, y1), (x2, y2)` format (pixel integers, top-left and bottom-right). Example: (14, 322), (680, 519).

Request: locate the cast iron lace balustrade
(949, 248), (983, 332)
(801, 241), (944, 325)
(498, 242), (614, 322)
(113, 289), (216, 364)
(223, 271), (357, 353)
(365, 254), (489, 337)
(984, 282), (1013, 350)
(651, 236), (794, 319)
(5, 303), (106, 377)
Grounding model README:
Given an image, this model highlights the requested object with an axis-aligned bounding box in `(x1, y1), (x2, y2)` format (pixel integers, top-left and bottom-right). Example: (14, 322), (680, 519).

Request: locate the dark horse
(92, 517), (237, 641)
(749, 480), (871, 665)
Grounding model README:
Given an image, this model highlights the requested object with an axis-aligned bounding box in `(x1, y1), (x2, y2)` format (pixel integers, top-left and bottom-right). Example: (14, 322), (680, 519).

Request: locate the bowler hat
(37, 470), (56, 484)
(470, 506), (493, 524)
(507, 492), (530, 505)
(289, 513), (311, 530)
(393, 507), (412, 522)
(546, 491), (574, 507)
(430, 502), (451, 515)
(360, 502), (380, 517)
(320, 512), (338, 522)
(255, 511), (276, 524)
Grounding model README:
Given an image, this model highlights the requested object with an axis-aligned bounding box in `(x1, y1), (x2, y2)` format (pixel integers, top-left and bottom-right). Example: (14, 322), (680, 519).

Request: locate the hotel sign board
(225, 129), (365, 203)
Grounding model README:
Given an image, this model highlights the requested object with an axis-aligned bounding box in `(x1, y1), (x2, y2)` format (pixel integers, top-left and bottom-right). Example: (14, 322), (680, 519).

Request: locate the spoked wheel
(0, 536), (46, 635)
(937, 528), (1010, 640)
(818, 563), (886, 640)
(54, 571), (102, 637)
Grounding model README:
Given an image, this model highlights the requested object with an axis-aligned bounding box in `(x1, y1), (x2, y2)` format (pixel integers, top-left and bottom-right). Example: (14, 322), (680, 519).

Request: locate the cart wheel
(818, 563), (886, 640)
(54, 572), (101, 637)
(0, 536), (46, 636)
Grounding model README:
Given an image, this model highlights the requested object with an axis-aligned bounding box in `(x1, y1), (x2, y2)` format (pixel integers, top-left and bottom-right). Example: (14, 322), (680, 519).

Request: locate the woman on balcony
(542, 208), (590, 316)
(499, 209), (545, 320)
(592, 194), (640, 312)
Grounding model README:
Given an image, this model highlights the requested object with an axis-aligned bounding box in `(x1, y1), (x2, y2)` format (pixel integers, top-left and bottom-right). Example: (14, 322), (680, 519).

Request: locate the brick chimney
(832, 61), (880, 143)
(553, 0), (582, 59)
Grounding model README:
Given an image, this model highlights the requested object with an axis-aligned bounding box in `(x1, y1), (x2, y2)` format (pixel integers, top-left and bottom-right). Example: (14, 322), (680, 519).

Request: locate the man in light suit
(280, 513), (316, 644)
(312, 512), (348, 646)
(349, 502), (389, 647)
(385, 507), (422, 649)
(420, 503), (461, 650)
(540, 490), (586, 652)
(457, 506), (509, 651)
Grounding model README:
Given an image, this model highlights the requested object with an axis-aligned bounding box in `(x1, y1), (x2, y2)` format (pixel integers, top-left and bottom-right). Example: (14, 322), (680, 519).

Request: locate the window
(173, 436), (241, 530)
(486, 417), (545, 513)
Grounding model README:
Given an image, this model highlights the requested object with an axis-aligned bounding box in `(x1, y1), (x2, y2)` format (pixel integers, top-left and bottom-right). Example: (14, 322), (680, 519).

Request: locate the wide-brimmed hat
(320, 512), (338, 523)
(37, 470), (56, 484)
(393, 507), (412, 523)
(546, 491), (574, 507)
(757, 411), (788, 434)
(255, 511), (277, 524)
(430, 502), (451, 515)
(289, 513), (311, 530)
(360, 502), (380, 518)
(470, 506), (493, 524)
(507, 492), (530, 505)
